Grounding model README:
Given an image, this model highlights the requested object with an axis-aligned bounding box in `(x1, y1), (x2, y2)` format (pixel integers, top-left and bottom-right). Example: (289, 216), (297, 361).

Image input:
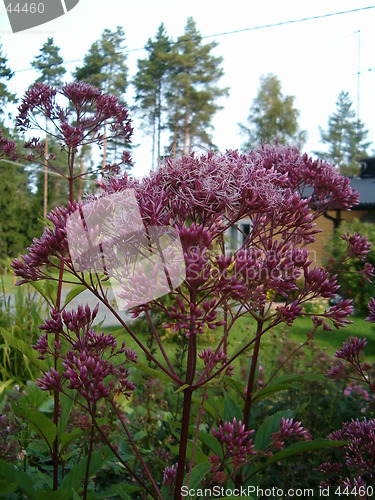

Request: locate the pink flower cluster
(35, 304), (137, 405)
(16, 82), (133, 155)
(319, 418), (375, 489)
(271, 417), (311, 450)
(211, 417), (256, 471)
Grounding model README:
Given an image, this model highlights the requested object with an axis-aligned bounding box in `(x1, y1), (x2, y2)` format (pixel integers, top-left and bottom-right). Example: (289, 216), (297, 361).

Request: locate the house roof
(351, 157), (375, 209)
(349, 177), (375, 209)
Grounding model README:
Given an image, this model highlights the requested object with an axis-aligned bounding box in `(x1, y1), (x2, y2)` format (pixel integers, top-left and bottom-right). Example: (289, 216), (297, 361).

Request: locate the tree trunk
(43, 135), (48, 219)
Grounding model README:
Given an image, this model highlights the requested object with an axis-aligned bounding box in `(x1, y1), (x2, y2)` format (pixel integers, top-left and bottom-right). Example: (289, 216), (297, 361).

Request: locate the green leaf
(258, 439), (348, 470)
(135, 361), (173, 384)
(60, 429), (83, 454)
(174, 383), (190, 394)
(253, 374), (324, 402)
(185, 462), (211, 490)
(0, 479), (17, 495)
(34, 488), (73, 500)
(0, 327), (48, 372)
(223, 395), (242, 423)
(0, 378), (14, 396)
(92, 483), (137, 499)
(12, 403), (57, 452)
(63, 284), (87, 308)
(224, 376), (246, 398)
(254, 410), (293, 451)
(0, 460), (34, 496)
(61, 447), (112, 490)
(191, 396), (217, 419)
(29, 280), (56, 308)
(196, 431), (222, 457)
(58, 390), (76, 436)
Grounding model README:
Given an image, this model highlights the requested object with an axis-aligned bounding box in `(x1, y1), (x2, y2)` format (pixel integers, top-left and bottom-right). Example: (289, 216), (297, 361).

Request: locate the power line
(10, 5), (375, 74)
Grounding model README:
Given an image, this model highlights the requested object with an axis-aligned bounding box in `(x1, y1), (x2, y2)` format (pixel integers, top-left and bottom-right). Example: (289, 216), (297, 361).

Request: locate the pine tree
(316, 91), (371, 176)
(0, 127), (39, 258)
(74, 27), (128, 167)
(31, 37), (66, 86)
(74, 26), (127, 100)
(167, 17), (228, 155)
(240, 73), (306, 150)
(31, 38), (66, 217)
(133, 24), (172, 169)
(0, 42), (16, 119)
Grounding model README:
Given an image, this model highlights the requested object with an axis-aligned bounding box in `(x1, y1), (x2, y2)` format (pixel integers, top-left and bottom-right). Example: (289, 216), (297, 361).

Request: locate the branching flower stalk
(2, 82), (374, 497)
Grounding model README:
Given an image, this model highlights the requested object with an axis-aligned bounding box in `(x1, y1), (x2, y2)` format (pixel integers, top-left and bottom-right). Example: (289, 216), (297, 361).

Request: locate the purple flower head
(212, 417), (256, 470)
(162, 464), (177, 487)
(36, 367), (61, 391)
(0, 131), (18, 161)
(335, 337), (367, 363)
(341, 231), (372, 261)
(320, 418), (375, 487)
(271, 417), (311, 450)
(16, 81), (133, 157)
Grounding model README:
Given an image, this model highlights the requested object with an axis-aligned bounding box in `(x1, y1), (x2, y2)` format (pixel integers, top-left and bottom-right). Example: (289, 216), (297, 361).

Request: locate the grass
(102, 312), (375, 373)
(0, 274), (16, 294)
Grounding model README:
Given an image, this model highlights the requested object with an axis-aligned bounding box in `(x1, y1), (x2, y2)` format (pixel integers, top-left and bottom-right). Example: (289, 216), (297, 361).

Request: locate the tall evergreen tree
(0, 128), (39, 258)
(166, 17), (228, 155)
(0, 42), (16, 120)
(74, 27), (127, 100)
(31, 38), (66, 217)
(31, 37), (66, 86)
(240, 74), (306, 149)
(133, 24), (172, 169)
(316, 91), (371, 176)
(74, 27), (128, 167)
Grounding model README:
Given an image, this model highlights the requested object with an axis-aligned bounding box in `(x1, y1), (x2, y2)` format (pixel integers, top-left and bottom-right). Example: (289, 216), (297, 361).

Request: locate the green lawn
(103, 313), (375, 371)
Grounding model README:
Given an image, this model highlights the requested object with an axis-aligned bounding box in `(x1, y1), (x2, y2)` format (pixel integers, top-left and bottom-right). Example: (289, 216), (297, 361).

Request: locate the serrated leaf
(196, 431), (222, 457)
(61, 447), (112, 490)
(12, 404), (56, 452)
(224, 376), (246, 398)
(135, 361), (173, 384)
(185, 462), (211, 490)
(0, 327), (48, 372)
(58, 390), (76, 436)
(63, 284), (87, 307)
(174, 383), (189, 394)
(223, 395), (242, 423)
(0, 460), (34, 496)
(254, 410), (293, 451)
(191, 396), (217, 419)
(253, 374), (324, 402)
(60, 428), (83, 454)
(0, 480), (17, 495)
(29, 281), (54, 307)
(258, 439), (348, 470)
(34, 488), (73, 500)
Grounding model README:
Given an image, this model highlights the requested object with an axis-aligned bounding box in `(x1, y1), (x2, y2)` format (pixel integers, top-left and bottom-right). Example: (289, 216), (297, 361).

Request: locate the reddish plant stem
(174, 291), (198, 500)
(243, 318), (263, 431)
(186, 389), (207, 485)
(86, 406), (157, 499)
(234, 318), (263, 489)
(144, 309), (178, 377)
(111, 401), (163, 500)
(83, 410), (95, 500)
(52, 263), (64, 490)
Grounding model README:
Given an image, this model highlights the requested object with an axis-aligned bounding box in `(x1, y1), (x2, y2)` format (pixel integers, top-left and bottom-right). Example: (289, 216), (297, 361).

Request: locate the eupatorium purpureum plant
(1, 81), (373, 499)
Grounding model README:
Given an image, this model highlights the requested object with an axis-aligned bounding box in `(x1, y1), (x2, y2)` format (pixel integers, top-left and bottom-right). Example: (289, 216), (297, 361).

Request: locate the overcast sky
(1, 0), (375, 177)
